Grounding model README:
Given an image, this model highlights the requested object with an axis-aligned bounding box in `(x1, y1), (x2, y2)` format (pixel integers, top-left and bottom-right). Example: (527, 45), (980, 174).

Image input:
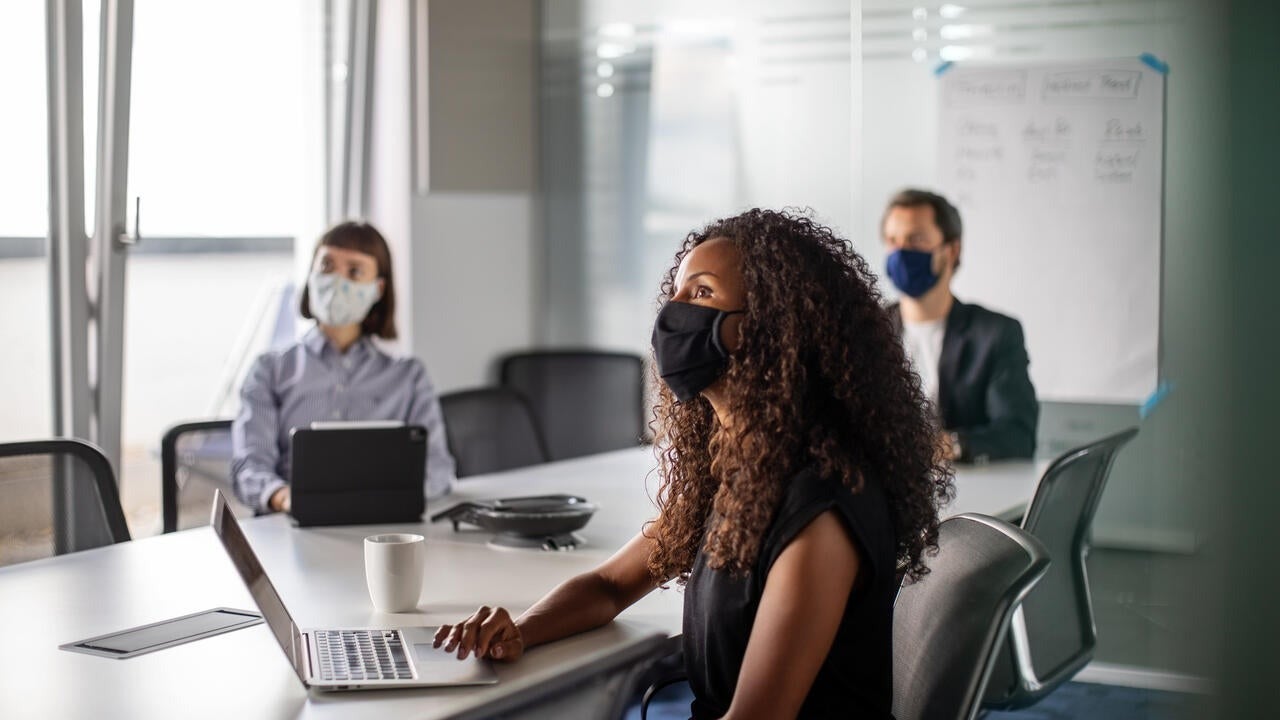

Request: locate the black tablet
(289, 423), (428, 527)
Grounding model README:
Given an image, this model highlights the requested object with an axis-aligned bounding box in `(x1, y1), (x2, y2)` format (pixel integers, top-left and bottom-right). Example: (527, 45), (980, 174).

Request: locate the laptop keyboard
(315, 630), (413, 682)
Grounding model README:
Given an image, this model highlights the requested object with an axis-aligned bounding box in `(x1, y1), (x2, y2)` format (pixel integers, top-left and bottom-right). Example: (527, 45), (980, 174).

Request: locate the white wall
(367, 0), (415, 352)
(405, 0), (539, 392)
(410, 194), (536, 391)
(355, 1), (540, 392)
(308, 0), (417, 355)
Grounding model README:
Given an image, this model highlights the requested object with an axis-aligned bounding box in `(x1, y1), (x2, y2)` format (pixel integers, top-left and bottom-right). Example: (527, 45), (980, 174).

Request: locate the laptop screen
(210, 491), (308, 683)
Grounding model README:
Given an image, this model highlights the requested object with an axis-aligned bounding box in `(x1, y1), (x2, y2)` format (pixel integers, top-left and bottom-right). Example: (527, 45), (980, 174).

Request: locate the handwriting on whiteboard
(1043, 69), (1142, 101)
(947, 66), (1149, 187)
(936, 58), (1164, 402)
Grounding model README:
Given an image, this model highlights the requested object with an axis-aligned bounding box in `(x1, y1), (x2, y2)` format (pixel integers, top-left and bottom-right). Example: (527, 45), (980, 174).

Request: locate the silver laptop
(210, 490), (498, 691)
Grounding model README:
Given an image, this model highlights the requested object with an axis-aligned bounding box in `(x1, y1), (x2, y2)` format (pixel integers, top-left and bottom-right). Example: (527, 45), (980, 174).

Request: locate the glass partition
(116, 0), (323, 533)
(539, 0), (853, 352)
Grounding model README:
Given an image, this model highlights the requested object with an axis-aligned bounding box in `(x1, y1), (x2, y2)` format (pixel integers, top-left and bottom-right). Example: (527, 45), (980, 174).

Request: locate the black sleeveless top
(682, 467), (897, 719)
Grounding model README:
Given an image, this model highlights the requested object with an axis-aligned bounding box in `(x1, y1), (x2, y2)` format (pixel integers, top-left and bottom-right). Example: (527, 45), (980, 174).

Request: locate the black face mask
(651, 301), (744, 402)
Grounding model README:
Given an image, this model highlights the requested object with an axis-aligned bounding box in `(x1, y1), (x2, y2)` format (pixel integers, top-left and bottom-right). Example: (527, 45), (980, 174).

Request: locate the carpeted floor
(981, 681), (1200, 720)
(625, 681), (1201, 720)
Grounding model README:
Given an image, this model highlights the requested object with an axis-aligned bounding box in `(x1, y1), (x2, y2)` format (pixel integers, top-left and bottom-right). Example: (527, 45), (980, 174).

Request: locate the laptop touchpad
(413, 643), (498, 684)
(415, 642), (456, 661)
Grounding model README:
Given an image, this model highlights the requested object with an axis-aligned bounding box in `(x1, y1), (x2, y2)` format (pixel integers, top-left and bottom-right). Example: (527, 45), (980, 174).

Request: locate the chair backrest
(439, 387), (549, 478)
(0, 439), (130, 565)
(499, 350), (645, 461)
(983, 427), (1139, 708)
(892, 514), (1050, 720)
(160, 419), (235, 533)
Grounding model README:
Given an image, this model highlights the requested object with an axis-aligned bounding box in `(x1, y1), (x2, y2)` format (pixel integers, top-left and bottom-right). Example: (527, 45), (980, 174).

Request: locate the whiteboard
(937, 57), (1164, 403)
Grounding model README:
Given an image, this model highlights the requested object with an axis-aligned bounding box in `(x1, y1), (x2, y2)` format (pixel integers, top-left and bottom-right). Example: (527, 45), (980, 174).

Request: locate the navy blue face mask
(651, 301), (744, 402)
(885, 248), (941, 298)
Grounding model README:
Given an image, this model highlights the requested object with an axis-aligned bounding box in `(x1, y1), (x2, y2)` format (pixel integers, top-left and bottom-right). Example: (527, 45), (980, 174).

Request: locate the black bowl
(431, 495), (598, 538)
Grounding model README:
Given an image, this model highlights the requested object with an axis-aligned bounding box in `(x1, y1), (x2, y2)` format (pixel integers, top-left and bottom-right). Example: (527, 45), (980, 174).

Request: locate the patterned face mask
(307, 271), (381, 327)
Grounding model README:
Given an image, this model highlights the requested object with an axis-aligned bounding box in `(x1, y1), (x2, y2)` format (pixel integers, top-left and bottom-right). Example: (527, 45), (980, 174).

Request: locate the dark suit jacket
(891, 298), (1039, 462)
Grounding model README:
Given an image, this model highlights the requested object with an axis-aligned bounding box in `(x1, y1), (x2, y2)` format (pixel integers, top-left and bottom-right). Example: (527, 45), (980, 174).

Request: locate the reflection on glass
(540, 0), (852, 354)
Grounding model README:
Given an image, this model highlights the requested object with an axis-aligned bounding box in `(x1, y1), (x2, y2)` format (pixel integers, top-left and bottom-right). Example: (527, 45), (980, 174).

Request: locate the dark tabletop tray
(430, 494), (598, 537)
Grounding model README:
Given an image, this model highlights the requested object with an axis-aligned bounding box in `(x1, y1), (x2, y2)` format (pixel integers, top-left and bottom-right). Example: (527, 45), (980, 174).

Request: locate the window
(0, 1), (52, 441)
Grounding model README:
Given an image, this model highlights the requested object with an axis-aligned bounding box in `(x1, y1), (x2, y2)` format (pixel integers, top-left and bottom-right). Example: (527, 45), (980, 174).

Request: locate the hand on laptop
(434, 606), (524, 662)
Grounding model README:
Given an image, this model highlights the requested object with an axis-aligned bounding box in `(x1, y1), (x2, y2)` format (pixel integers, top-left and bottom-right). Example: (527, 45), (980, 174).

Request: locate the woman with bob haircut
(231, 221), (456, 514)
(435, 208), (952, 719)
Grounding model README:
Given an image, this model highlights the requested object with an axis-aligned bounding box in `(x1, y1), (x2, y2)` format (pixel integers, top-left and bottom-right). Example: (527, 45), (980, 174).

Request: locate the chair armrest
(161, 419), (234, 533)
(641, 673), (689, 720)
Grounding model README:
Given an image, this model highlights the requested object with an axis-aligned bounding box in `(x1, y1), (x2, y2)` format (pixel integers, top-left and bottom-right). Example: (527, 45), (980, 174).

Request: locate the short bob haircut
(299, 221), (398, 339)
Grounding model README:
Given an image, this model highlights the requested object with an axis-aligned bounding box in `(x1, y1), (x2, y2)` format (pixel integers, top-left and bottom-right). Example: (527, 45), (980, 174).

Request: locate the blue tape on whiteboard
(1139, 53), (1169, 75)
(1139, 381), (1173, 420)
(934, 61), (955, 77)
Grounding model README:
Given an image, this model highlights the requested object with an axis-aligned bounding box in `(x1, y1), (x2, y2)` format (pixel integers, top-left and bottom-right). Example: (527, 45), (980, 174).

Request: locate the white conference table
(0, 448), (1043, 720)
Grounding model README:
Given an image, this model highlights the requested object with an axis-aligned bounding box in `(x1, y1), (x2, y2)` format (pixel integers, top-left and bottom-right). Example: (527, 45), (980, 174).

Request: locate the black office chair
(893, 514), (1050, 720)
(499, 350), (645, 461)
(439, 387), (549, 478)
(160, 419), (240, 533)
(981, 427), (1139, 711)
(638, 514), (1049, 720)
(0, 439), (131, 565)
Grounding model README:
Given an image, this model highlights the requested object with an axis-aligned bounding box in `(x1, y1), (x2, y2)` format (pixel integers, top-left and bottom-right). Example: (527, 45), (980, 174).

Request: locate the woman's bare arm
(721, 510), (861, 720)
(436, 530), (662, 660)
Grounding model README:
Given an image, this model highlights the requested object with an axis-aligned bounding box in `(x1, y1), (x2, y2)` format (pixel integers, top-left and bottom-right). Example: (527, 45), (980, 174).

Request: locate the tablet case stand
(289, 424), (428, 527)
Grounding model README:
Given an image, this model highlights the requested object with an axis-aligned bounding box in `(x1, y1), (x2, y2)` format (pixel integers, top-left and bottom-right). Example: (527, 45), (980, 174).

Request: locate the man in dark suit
(881, 189), (1038, 463)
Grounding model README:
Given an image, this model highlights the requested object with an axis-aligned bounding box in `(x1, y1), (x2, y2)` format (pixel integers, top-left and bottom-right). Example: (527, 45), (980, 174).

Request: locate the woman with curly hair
(436, 208), (953, 719)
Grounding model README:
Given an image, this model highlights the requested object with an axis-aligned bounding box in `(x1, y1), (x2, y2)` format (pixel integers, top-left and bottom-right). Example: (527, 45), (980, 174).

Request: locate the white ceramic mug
(363, 533), (425, 613)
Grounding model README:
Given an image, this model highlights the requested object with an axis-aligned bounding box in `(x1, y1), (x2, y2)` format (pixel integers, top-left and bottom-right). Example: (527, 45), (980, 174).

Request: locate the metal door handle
(117, 196), (141, 246)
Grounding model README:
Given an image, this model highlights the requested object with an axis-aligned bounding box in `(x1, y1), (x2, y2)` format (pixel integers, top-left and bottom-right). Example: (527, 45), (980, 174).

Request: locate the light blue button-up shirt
(231, 327), (457, 512)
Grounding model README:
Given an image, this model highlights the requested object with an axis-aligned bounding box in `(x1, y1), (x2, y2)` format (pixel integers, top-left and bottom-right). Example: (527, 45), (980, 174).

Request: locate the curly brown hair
(645, 208), (954, 584)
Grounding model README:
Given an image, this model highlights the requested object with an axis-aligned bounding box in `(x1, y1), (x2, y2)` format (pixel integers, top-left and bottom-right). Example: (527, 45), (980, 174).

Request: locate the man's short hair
(884, 188), (963, 269)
